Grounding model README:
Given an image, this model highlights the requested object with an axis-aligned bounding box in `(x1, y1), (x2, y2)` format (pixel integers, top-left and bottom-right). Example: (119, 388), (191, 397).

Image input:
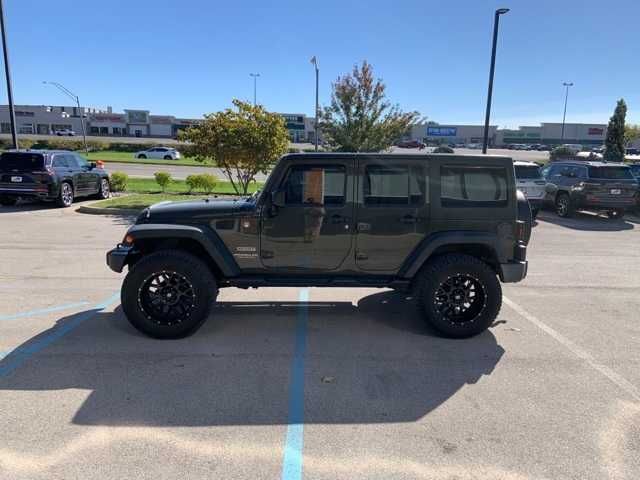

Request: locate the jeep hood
(139, 198), (252, 223)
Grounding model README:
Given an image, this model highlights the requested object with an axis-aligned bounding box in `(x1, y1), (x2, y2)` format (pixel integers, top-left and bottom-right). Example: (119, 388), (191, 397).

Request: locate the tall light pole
(43, 81), (88, 154)
(310, 56), (319, 151)
(249, 73), (260, 106)
(482, 7), (509, 154)
(0, 0), (18, 149)
(560, 82), (573, 142)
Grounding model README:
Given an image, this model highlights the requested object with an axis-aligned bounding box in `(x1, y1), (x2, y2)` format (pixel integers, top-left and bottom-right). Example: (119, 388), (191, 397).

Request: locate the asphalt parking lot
(1, 204), (639, 479)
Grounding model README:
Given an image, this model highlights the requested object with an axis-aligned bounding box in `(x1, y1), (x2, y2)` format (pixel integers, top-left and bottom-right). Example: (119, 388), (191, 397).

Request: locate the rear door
(63, 154), (86, 194)
(354, 157), (429, 272)
(73, 153), (100, 194)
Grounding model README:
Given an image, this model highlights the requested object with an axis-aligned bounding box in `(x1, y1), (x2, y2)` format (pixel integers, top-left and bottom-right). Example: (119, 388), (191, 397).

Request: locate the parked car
(561, 144), (583, 155)
(107, 152), (531, 339)
(537, 145), (551, 151)
(514, 160), (546, 218)
(432, 145), (454, 153)
(625, 148), (640, 156)
(0, 150), (110, 207)
(396, 140), (426, 149)
(54, 129), (76, 136)
(526, 144), (541, 151)
(465, 143), (482, 149)
(134, 147), (181, 160)
(540, 160), (638, 218)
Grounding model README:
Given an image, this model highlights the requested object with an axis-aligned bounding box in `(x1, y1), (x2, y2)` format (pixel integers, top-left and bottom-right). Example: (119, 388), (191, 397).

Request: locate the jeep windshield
(587, 166), (634, 180)
(0, 152), (45, 171)
(514, 165), (542, 179)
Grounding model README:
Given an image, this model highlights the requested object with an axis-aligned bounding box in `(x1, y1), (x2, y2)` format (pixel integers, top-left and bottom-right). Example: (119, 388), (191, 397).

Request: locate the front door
(260, 160), (353, 271)
(354, 158), (430, 272)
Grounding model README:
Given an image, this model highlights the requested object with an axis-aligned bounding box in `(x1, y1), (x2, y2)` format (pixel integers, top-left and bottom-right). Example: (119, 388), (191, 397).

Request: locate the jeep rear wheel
(416, 254), (501, 338)
(56, 182), (74, 207)
(121, 250), (217, 338)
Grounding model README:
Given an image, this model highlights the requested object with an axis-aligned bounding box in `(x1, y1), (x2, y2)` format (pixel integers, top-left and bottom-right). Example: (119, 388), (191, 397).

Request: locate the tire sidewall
(121, 251), (217, 339)
(419, 256), (501, 338)
(556, 193), (572, 217)
(58, 182), (74, 207)
(98, 178), (110, 199)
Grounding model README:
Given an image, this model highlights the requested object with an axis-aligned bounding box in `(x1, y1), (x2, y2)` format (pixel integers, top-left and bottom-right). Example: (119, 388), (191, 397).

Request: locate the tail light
(515, 220), (526, 242)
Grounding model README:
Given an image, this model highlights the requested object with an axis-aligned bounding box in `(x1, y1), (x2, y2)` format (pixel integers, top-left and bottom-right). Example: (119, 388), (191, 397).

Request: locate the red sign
(90, 114), (126, 123)
(588, 127), (604, 135)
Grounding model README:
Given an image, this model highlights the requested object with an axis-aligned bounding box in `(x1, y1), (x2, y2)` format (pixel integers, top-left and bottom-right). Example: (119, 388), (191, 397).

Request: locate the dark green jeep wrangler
(107, 154), (530, 339)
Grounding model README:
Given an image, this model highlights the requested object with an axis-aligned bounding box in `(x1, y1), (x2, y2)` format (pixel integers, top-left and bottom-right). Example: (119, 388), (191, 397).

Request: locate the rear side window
(363, 165), (426, 206)
(588, 166), (634, 180)
(514, 165), (542, 179)
(52, 155), (69, 168)
(441, 166), (508, 206)
(0, 152), (45, 170)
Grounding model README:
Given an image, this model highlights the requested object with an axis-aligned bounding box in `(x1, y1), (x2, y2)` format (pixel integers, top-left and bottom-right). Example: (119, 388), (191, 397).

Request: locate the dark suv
(541, 160), (638, 218)
(0, 150), (110, 207)
(107, 153), (531, 340)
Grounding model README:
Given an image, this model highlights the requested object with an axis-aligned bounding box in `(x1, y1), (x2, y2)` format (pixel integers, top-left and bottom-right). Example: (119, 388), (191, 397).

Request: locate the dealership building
(0, 104), (317, 143)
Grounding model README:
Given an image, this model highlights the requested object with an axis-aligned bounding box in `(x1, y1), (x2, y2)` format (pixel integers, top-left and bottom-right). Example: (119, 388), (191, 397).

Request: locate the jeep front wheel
(416, 254), (501, 338)
(121, 250), (218, 339)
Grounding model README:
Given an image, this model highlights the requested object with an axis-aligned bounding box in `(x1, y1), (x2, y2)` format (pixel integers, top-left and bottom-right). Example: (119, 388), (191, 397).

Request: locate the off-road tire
(121, 250), (217, 339)
(555, 193), (574, 218)
(415, 254), (502, 338)
(56, 181), (74, 207)
(0, 196), (18, 206)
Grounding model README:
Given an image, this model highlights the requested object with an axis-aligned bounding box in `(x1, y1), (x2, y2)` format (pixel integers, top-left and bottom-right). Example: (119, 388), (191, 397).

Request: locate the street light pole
(482, 8), (509, 154)
(249, 73), (260, 106)
(0, 0), (18, 149)
(560, 82), (573, 142)
(43, 81), (88, 154)
(311, 56), (319, 151)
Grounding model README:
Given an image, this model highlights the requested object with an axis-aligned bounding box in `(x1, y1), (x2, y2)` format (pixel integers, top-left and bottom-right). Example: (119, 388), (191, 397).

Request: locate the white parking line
(503, 296), (640, 402)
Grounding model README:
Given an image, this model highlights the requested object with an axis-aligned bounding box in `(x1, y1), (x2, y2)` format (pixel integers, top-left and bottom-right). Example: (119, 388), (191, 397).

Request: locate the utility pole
(482, 8), (510, 154)
(560, 82), (573, 142)
(0, 0), (18, 149)
(43, 81), (88, 154)
(250, 73), (260, 106)
(311, 56), (319, 151)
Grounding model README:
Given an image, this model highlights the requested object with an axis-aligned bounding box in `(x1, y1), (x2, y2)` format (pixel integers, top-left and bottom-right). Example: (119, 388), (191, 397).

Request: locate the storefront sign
(588, 127), (604, 135)
(427, 127), (457, 136)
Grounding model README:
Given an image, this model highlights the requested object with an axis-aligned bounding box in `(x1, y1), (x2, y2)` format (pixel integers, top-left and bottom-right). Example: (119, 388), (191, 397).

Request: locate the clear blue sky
(4, 0), (639, 128)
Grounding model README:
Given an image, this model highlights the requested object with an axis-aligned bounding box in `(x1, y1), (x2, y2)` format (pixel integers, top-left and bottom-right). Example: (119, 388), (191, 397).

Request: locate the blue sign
(427, 127), (457, 137)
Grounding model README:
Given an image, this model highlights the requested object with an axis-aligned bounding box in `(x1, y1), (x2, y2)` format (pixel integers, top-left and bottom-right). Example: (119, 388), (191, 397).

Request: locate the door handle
(400, 215), (417, 224)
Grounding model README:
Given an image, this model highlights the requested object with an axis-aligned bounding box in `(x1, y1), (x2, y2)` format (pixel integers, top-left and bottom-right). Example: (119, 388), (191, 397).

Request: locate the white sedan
(134, 147), (181, 160)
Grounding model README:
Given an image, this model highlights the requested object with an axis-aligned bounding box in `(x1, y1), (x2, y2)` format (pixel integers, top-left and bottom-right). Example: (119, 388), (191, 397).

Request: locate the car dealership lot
(0, 206), (639, 479)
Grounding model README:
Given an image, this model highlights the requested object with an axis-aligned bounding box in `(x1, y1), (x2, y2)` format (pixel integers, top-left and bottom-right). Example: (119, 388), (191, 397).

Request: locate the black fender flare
(127, 223), (240, 277)
(398, 231), (502, 279)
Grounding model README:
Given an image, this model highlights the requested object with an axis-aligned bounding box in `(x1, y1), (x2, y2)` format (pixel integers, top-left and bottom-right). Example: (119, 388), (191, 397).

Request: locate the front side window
(363, 165), (426, 206)
(441, 166), (507, 206)
(52, 155), (68, 168)
(282, 165), (345, 206)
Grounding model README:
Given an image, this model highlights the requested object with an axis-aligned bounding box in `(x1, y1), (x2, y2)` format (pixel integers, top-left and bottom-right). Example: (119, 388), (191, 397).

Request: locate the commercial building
(0, 104), (318, 142)
(407, 121), (610, 147)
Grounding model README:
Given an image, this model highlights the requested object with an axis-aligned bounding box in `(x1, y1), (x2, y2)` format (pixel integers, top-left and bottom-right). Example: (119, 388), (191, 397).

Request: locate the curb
(76, 203), (141, 216)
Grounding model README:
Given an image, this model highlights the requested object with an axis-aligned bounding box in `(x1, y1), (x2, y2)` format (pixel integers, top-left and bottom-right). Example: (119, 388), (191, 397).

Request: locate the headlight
(572, 182), (585, 191)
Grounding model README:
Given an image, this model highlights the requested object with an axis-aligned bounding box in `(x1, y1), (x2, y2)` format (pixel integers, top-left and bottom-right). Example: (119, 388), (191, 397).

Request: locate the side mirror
(88, 162), (97, 169)
(271, 190), (285, 207)
(545, 184), (558, 194)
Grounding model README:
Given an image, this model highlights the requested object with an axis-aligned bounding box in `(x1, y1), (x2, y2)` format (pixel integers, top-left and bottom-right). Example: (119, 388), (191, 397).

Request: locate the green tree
(179, 99), (289, 195)
(319, 61), (419, 152)
(603, 99), (627, 162)
(624, 124), (640, 147)
(154, 171), (172, 192)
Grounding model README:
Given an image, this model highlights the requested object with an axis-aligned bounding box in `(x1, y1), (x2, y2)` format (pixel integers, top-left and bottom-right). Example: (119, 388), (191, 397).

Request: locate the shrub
(185, 173), (218, 193)
(86, 140), (109, 152)
(110, 172), (129, 192)
(199, 173), (218, 193)
(433, 145), (454, 153)
(550, 146), (576, 161)
(154, 171), (172, 192)
(185, 174), (201, 193)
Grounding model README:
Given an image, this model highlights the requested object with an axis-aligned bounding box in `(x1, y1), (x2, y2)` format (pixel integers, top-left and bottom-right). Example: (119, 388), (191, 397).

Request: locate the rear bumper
(573, 193), (637, 210)
(0, 186), (52, 198)
(106, 245), (134, 273)
(499, 261), (528, 283)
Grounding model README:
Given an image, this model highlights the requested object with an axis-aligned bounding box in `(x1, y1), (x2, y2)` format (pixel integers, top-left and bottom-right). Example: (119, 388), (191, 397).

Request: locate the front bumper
(106, 244), (134, 273)
(500, 261), (528, 283)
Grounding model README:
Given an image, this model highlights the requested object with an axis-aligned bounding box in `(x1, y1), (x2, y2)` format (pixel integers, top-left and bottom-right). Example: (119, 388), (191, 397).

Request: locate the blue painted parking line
(0, 301), (90, 321)
(281, 288), (309, 480)
(0, 292), (119, 378)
